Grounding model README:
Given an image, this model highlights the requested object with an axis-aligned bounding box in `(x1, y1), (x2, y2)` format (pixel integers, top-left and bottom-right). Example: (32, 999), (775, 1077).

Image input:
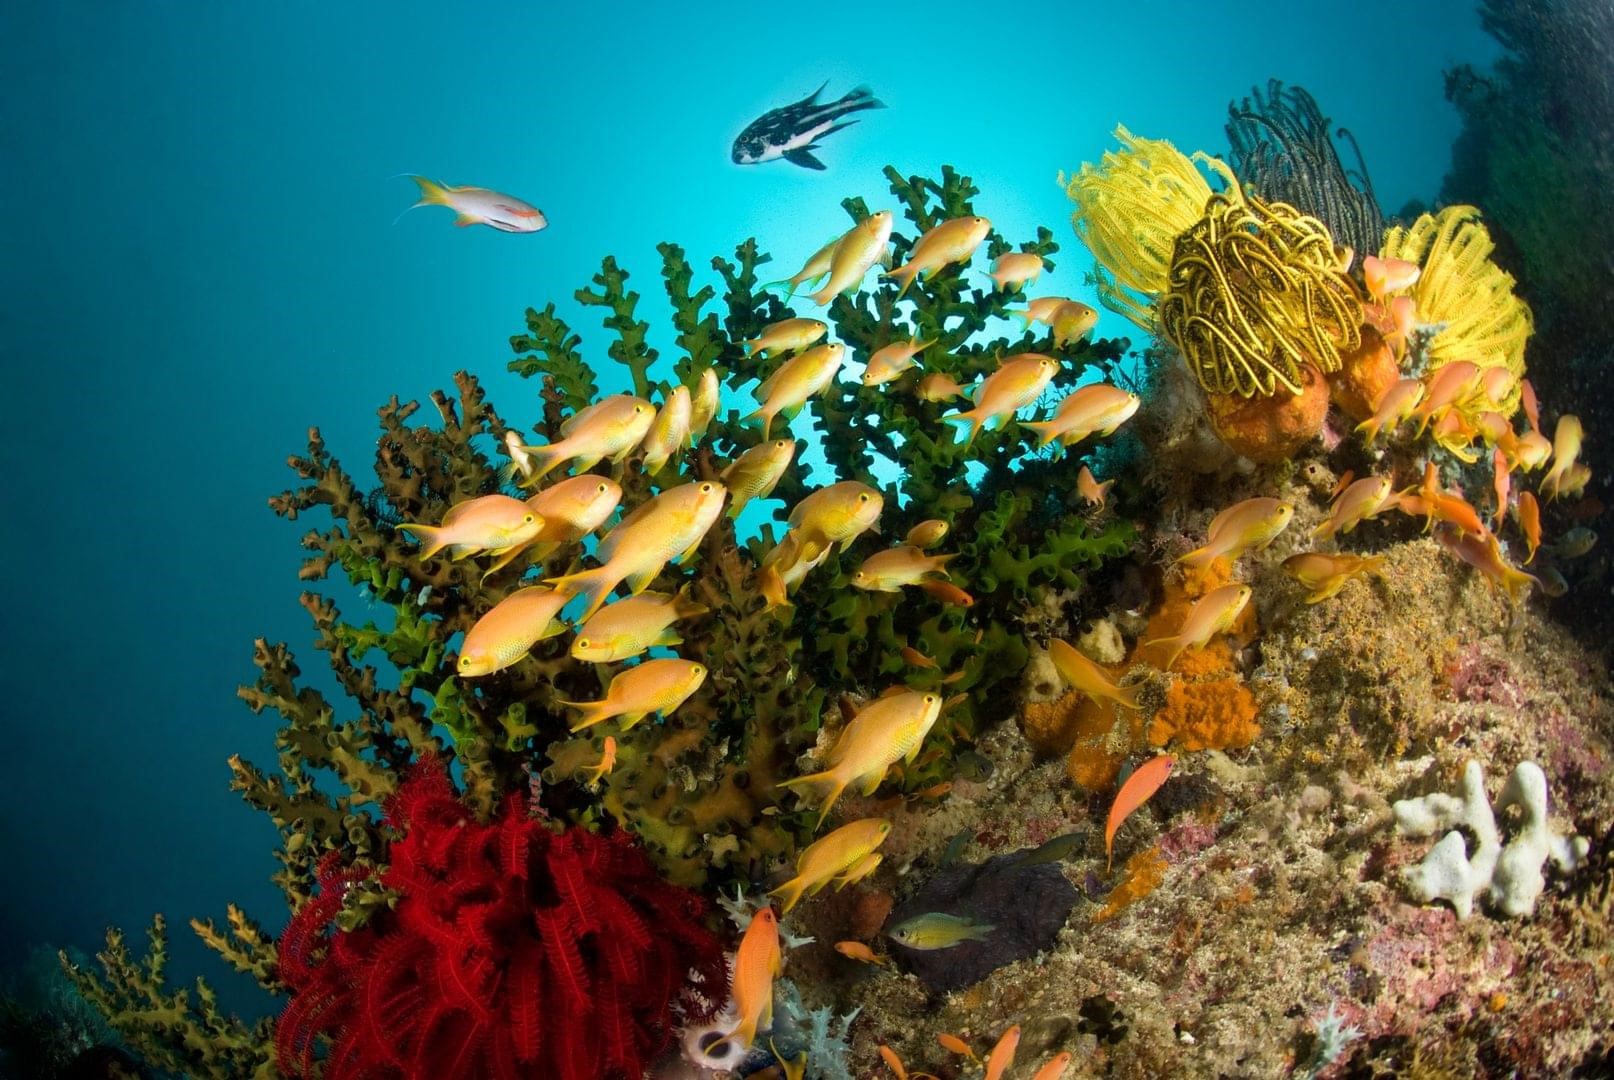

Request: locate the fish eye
(635, 404), (646, 412)
(858, 493), (870, 502)
(598, 483), (608, 493)
(458, 656), (470, 668)
(701, 483), (713, 492)
(576, 638), (589, 648)
(925, 694), (938, 703)
(524, 514), (536, 523)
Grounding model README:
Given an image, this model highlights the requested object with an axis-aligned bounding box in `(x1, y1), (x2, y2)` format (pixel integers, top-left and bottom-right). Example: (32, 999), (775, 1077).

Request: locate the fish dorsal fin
(796, 80), (830, 108)
(878, 685), (911, 699)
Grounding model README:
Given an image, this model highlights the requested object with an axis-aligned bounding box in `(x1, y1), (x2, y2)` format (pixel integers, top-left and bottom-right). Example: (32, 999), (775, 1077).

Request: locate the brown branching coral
(1157, 167), (1363, 398)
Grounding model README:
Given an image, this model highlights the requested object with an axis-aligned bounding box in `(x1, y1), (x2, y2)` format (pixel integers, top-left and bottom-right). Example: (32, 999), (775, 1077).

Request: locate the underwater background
(5, 1), (1613, 1078)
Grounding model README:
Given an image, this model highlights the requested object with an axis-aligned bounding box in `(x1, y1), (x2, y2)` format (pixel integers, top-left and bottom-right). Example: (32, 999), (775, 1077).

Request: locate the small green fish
(1536, 564), (1569, 598)
(887, 912), (996, 950)
(954, 750), (995, 782)
(1012, 830), (1086, 868)
(1553, 527), (1598, 559)
(940, 827), (972, 867)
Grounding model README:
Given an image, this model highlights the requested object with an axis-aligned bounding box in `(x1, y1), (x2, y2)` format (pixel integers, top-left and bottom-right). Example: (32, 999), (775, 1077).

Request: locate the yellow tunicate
(1379, 205), (1531, 419)
(1062, 126), (1216, 329)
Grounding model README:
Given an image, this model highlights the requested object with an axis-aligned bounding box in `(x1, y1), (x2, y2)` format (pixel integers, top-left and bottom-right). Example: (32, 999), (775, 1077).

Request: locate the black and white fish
(731, 82), (885, 171)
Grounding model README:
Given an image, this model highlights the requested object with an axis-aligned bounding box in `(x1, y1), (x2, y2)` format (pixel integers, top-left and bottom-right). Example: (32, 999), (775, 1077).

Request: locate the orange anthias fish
(457, 586), (571, 676)
(947, 354), (1060, 449)
(1009, 296), (1073, 328)
(1143, 583), (1253, 672)
(1435, 524), (1538, 605)
(747, 342), (847, 439)
(1314, 476), (1396, 541)
(1049, 300), (1099, 347)
(986, 251), (1044, 292)
(1361, 254), (1420, 301)
(1023, 382), (1140, 448)
(641, 385), (692, 476)
(834, 940), (888, 966)
(722, 438), (798, 518)
(919, 579), (975, 606)
(789, 480), (885, 562)
(511, 394), (656, 482)
(900, 645), (939, 670)
(1541, 414), (1584, 500)
(1411, 361), (1482, 436)
(768, 818), (891, 912)
(520, 475), (623, 561)
(779, 690), (944, 827)
(546, 481), (728, 619)
(1517, 490), (1542, 562)
(885, 215), (993, 298)
(1281, 551), (1387, 604)
(742, 317), (828, 357)
(810, 211), (895, 305)
(1031, 1052), (1074, 1080)
(916, 372), (966, 402)
(905, 519), (949, 549)
(1106, 755), (1174, 871)
(400, 175), (547, 232)
(1355, 378), (1424, 446)
(774, 234), (840, 298)
(1049, 638), (1139, 710)
(717, 907), (782, 1054)
(571, 588), (709, 662)
(556, 657), (708, 732)
(1492, 447), (1512, 531)
(578, 736), (617, 790)
(1077, 465), (1113, 508)
(398, 494), (542, 560)
(1176, 497), (1294, 569)
(1521, 378), (1543, 433)
(1396, 463), (1485, 536)
(851, 546), (957, 592)
(984, 1025), (1021, 1080)
(864, 338), (935, 386)
(690, 367), (720, 440)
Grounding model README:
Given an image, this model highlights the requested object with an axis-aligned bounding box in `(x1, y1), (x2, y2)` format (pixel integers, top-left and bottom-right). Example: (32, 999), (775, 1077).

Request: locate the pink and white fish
(400, 176), (548, 233)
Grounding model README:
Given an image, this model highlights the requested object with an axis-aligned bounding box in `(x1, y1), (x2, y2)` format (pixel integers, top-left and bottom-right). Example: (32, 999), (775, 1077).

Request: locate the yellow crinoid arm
(1062, 126), (1219, 330)
(1380, 205), (1532, 418)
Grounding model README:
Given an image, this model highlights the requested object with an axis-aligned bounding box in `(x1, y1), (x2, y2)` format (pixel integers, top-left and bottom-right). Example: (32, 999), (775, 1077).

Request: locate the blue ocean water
(0, 0), (1497, 1026)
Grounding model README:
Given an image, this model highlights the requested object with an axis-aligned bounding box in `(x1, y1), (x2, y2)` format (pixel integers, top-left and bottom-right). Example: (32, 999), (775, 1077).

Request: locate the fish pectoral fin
(784, 148), (827, 170)
(625, 568), (659, 595)
(857, 769), (886, 797)
(654, 628), (684, 647)
(453, 214), (479, 227)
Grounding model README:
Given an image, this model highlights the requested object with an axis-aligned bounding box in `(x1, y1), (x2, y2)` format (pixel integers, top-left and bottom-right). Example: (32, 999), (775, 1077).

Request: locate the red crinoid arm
(504, 936), (545, 1064)
(535, 906), (592, 1004)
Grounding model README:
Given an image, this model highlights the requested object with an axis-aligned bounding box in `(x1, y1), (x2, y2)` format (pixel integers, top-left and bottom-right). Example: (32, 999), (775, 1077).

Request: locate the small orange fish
(555, 657), (708, 732)
(768, 818), (891, 912)
(486, 474), (621, 575)
(1077, 465), (1113, 508)
(742, 317), (828, 357)
(773, 234), (840, 298)
(790, 480), (885, 563)
(1023, 382), (1140, 448)
(1521, 378), (1542, 433)
(947, 353), (1060, 448)
(851, 546), (957, 592)
(1177, 497), (1294, 568)
(1314, 476), (1396, 541)
(457, 586), (571, 676)
(1106, 755), (1174, 871)
(1048, 300), (1099, 347)
(1412, 361), (1482, 436)
(510, 394), (656, 481)
(747, 343), (847, 439)
(1516, 490), (1542, 563)
(937, 1033), (976, 1058)
(915, 372), (965, 403)
(1512, 428), (1554, 471)
(578, 736), (617, 790)
(864, 338), (935, 386)
(398, 494), (542, 561)
(717, 906), (782, 1054)
(1009, 296), (1074, 328)
(1557, 463), (1592, 499)
(984, 1025), (1021, 1080)
(834, 940), (888, 966)
(901, 645), (939, 670)
(1031, 1052), (1074, 1080)
(1049, 639), (1140, 710)
(905, 519), (950, 549)
(1356, 378), (1424, 446)
(1281, 551), (1386, 604)
(885, 215), (992, 298)
(1435, 524), (1538, 605)
(778, 690), (943, 827)
(1362, 254), (1420, 301)
(986, 251), (1044, 292)
(919, 579), (975, 606)
(690, 367), (720, 440)
(759, 562), (794, 613)
(1541, 414), (1584, 501)
(722, 438), (798, 518)
(401, 175), (547, 232)
(1142, 584), (1252, 672)
(1492, 448), (1511, 531)
(811, 211), (894, 305)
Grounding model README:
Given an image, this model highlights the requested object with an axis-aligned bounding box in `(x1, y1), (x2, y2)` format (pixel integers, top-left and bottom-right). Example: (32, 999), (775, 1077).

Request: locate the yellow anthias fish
(1010, 296), (1074, 328)
(947, 354), (1060, 448)
(716, 907), (782, 1054)
(779, 689), (943, 827)
(1076, 465), (1113, 508)
(905, 519), (949, 549)
(1281, 551), (1387, 603)
(916, 372), (965, 402)
(863, 338), (934, 386)
(768, 818), (892, 913)
(398, 495), (542, 560)
(500, 429), (536, 485)
(546, 480), (728, 619)
(833, 941), (888, 967)
(1411, 361), (1483, 436)
(721, 439), (797, 518)
(511, 394), (655, 482)
(689, 368), (720, 440)
(762, 529), (833, 601)
(1356, 378), (1425, 446)
(850, 545), (957, 592)
(986, 251), (1043, 292)
(742, 317), (828, 357)
(1049, 300), (1098, 347)
(775, 234), (841, 298)
(887, 912), (995, 950)
(509, 475), (623, 568)
(810, 211), (894, 305)
(1143, 583), (1253, 672)
(1541, 414), (1584, 500)
(1176, 497), (1294, 569)
(556, 656), (708, 731)
(1314, 476), (1396, 541)
(747, 342), (846, 439)
(789, 480), (884, 563)
(456, 586), (571, 676)
(758, 562), (794, 613)
(571, 588), (709, 662)
(1023, 382), (1139, 448)
(641, 385), (692, 475)
(579, 736), (616, 790)
(1048, 638), (1140, 710)
(401, 175), (547, 232)
(885, 215), (992, 298)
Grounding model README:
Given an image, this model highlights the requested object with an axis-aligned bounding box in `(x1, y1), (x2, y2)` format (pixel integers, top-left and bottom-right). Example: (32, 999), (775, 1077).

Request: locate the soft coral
(275, 759), (726, 1079)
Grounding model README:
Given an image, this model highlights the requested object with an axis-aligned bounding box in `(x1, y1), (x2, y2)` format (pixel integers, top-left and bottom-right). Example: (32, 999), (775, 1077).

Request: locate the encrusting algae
(47, 83), (1614, 1079)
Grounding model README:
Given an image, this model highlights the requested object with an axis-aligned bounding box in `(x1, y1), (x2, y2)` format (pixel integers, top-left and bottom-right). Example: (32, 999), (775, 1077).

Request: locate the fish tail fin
(743, 407), (775, 440)
(395, 522), (450, 560)
(883, 263), (920, 299)
(943, 408), (984, 449)
(560, 699), (614, 733)
(1174, 545), (1213, 569)
(767, 875), (809, 915)
(1022, 419), (1059, 447)
(672, 587), (711, 621)
(407, 175), (450, 208)
(1143, 635), (1184, 672)
(838, 85), (885, 109)
(1113, 683), (1143, 711)
(777, 769), (848, 830)
(520, 443), (570, 484)
(546, 566), (619, 622)
(1353, 417), (1382, 445)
